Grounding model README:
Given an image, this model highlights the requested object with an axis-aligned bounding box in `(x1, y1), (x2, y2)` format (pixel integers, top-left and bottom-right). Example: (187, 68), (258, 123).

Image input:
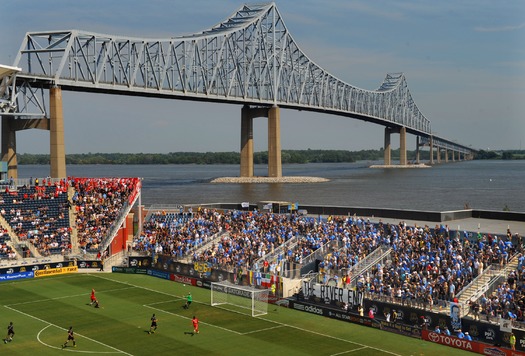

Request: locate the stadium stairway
(0, 214), (41, 258)
(457, 255), (519, 307)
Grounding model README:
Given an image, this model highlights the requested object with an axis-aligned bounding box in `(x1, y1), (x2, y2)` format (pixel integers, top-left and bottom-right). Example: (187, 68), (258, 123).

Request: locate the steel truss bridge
(0, 2), (475, 178)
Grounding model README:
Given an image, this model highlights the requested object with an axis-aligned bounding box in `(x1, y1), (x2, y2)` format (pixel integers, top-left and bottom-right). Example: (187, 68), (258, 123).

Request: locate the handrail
(98, 186), (141, 253)
(252, 236), (299, 271)
(349, 245), (391, 288)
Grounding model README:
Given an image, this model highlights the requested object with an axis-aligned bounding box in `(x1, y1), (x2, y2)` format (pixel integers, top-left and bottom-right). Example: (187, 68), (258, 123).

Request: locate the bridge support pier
(445, 149), (449, 163)
(1, 116), (18, 179)
(240, 105), (282, 178)
(1, 87), (67, 179)
(415, 136), (420, 164)
(399, 127), (407, 165)
(267, 106), (282, 177)
(2, 113), (51, 179)
(384, 127), (406, 166)
(429, 136), (434, 165)
(49, 87), (67, 179)
(384, 127), (392, 165)
(240, 106), (255, 177)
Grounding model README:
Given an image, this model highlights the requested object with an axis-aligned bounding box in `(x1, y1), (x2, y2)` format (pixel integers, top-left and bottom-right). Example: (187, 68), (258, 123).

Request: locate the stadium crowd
(71, 177), (139, 254)
(0, 177), (139, 259)
(133, 208), (522, 316)
(1, 177), (524, 328)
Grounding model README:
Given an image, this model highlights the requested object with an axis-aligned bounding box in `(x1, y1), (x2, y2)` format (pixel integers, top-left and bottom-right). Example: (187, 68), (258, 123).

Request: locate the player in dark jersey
(3, 322), (14, 343)
(148, 314), (158, 334)
(62, 326), (76, 348)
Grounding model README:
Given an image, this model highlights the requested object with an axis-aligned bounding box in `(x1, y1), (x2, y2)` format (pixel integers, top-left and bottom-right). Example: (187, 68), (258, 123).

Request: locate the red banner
(422, 329), (525, 356)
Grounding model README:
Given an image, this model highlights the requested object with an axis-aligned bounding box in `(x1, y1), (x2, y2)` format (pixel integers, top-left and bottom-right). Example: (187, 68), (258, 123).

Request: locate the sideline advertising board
(0, 270), (34, 282)
(34, 266), (78, 278)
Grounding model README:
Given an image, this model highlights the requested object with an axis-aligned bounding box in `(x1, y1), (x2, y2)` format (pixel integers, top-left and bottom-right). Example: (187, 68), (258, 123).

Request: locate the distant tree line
(477, 150), (525, 160)
(16, 149), (523, 165)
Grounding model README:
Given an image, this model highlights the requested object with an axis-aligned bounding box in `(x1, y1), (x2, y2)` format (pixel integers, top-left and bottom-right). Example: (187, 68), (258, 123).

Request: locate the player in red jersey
(90, 289), (97, 306)
(192, 316), (199, 335)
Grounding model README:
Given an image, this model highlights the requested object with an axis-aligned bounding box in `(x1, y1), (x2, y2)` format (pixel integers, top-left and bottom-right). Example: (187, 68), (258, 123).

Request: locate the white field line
(3, 304), (132, 355)
(256, 315), (402, 356)
(6, 287), (135, 306)
(37, 324), (121, 354)
(143, 303), (243, 335)
(241, 325), (285, 335)
(330, 346), (369, 355)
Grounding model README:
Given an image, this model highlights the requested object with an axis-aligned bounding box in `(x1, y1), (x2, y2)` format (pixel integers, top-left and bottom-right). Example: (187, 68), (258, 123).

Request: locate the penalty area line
(3, 305), (132, 355)
(240, 325), (285, 335)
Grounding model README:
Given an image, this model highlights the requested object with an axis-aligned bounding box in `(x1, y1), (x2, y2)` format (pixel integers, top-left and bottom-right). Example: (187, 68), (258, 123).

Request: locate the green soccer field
(0, 272), (472, 356)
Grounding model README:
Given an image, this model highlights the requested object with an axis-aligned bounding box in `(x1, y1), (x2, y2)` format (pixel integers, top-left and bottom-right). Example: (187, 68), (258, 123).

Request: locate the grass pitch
(0, 272), (472, 355)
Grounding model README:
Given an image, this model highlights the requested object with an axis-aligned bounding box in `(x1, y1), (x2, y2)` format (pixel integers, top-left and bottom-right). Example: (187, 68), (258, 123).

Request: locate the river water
(18, 160), (525, 213)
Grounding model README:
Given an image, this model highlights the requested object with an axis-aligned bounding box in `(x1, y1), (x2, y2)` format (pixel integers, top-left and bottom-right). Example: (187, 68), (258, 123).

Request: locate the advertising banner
(127, 256), (152, 269)
(422, 329), (525, 356)
(111, 266), (147, 274)
(77, 260), (102, 269)
(170, 273), (196, 286)
(0, 260), (76, 274)
(289, 300), (381, 330)
(0, 271), (34, 282)
(34, 266), (78, 278)
(147, 269), (170, 280)
(302, 280), (363, 308)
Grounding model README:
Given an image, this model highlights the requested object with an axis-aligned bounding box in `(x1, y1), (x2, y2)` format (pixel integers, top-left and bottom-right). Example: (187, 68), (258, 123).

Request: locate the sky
(0, 0), (524, 154)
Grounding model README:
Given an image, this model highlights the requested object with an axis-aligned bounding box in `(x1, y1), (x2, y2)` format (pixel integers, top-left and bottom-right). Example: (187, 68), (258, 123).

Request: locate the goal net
(211, 281), (269, 317)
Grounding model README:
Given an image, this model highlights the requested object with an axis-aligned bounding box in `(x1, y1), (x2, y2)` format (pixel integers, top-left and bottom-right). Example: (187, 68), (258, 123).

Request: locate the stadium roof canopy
(0, 64), (21, 80)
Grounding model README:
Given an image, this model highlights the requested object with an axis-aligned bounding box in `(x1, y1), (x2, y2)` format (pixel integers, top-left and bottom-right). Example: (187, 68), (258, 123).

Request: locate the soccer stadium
(1, 177), (524, 355)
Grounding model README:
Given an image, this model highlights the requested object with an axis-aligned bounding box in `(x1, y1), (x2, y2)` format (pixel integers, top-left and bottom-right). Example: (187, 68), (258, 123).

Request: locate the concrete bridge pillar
(429, 136), (434, 165)
(384, 127), (392, 165)
(240, 105), (282, 178)
(445, 149), (449, 163)
(267, 105), (282, 178)
(49, 87), (67, 178)
(1, 116), (18, 179)
(452, 150), (456, 162)
(240, 105), (254, 177)
(415, 136), (420, 164)
(399, 127), (407, 165)
(437, 148), (442, 163)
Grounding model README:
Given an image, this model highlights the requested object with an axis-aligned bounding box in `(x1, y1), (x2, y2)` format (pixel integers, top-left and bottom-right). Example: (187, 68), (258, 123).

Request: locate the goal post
(211, 281), (269, 317)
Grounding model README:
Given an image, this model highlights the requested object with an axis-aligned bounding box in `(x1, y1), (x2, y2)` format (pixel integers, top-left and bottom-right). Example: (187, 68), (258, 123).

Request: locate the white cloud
(475, 23), (525, 32)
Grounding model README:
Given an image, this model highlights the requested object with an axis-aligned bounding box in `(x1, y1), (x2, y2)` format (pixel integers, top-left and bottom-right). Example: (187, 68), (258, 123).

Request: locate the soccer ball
(183, 284), (186, 287)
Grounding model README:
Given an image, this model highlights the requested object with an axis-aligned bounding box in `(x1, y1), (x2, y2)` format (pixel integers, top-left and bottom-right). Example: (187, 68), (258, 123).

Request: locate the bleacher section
(0, 182), (70, 256)
(0, 177), (140, 260)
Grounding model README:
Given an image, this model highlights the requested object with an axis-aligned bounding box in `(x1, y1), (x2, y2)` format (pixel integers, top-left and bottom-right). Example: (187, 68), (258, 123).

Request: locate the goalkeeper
(183, 292), (192, 309)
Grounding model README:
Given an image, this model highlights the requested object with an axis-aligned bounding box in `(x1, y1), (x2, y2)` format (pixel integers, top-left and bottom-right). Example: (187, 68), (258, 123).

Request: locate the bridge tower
(383, 127), (407, 166)
(0, 86), (66, 179)
(49, 87), (66, 178)
(241, 105), (282, 178)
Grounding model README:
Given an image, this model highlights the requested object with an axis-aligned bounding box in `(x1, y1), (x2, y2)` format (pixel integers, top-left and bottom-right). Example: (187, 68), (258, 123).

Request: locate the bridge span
(0, 3), (474, 179)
